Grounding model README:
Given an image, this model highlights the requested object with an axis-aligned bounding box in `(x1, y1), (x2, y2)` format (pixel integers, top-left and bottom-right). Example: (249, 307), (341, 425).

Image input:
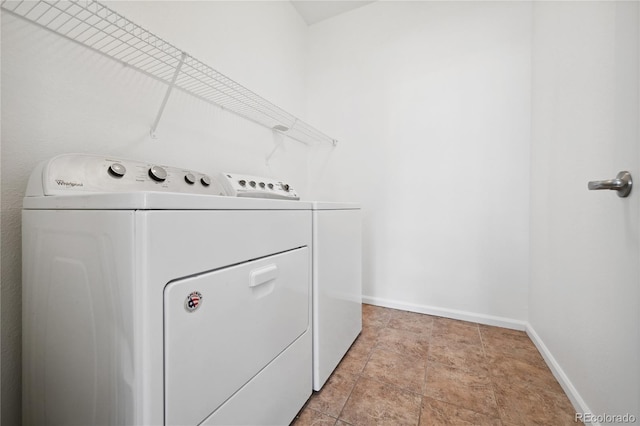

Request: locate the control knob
(249, 181), (256, 188)
(201, 175), (211, 187)
(149, 165), (167, 182)
(185, 173), (196, 185)
(238, 180), (246, 187)
(108, 163), (126, 178)
(282, 183), (290, 192)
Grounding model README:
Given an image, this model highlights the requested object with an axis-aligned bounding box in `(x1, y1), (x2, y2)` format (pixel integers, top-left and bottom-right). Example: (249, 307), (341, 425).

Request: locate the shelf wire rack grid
(1, 0), (337, 146)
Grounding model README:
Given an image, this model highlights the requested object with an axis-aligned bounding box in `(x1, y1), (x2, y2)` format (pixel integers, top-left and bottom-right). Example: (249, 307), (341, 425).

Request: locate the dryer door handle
(250, 264), (278, 288)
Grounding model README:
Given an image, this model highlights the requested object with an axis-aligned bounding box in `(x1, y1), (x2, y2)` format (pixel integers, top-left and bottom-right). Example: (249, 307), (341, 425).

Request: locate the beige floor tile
(427, 340), (487, 375)
(424, 362), (499, 418)
(419, 397), (502, 426)
(487, 353), (562, 393)
(334, 343), (371, 376)
(478, 324), (526, 339)
(362, 347), (427, 393)
(301, 307), (575, 426)
(376, 327), (430, 358)
(480, 327), (546, 367)
(362, 304), (394, 328)
(387, 309), (434, 335)
(307, 371), (358, 418)
(360, 324), (383, 341)
(291, 407), (337, 426)
(345, 326), (380, 358)
(493, 380), (579, 426)
(431, 318), (482, 345)
(340, 377), (422, 426)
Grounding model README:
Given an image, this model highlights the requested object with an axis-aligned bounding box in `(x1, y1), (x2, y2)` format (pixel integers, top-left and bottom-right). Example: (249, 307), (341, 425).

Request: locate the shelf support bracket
(150, 52), (187, 139)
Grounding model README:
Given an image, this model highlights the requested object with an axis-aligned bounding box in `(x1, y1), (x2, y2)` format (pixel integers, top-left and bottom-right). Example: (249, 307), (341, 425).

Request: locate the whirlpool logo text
(55, 179), (84, 188)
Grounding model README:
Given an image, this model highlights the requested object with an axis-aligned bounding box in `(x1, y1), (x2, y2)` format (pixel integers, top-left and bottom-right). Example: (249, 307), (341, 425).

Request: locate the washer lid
(23, 192), (312, 210)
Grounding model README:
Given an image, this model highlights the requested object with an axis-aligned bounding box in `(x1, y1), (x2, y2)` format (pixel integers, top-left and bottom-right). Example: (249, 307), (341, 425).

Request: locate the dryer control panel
(219, 173), (300, 200)
(25, 153), (227, 197)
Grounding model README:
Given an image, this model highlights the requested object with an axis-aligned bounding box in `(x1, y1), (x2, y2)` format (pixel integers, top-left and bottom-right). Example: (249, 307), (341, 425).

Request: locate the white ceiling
(291, 1), (375, 25)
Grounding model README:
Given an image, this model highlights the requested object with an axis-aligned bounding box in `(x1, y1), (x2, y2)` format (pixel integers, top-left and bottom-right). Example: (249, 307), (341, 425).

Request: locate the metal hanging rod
(1, 0), (338, 146)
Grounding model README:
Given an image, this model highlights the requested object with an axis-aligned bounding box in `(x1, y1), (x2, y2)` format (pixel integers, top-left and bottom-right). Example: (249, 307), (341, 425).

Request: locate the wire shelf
(1, 0), (338, 146)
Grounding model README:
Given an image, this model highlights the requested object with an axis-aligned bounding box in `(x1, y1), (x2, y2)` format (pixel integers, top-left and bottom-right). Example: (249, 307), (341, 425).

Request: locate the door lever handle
(588, 171), (632, 197)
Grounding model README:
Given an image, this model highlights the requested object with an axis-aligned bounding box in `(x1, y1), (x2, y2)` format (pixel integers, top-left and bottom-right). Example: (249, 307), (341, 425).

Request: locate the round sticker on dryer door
(185, 291), (203, 312)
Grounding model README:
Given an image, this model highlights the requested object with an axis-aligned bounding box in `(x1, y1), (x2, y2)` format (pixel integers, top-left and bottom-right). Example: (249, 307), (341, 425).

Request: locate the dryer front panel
(163, 247), (309, 426)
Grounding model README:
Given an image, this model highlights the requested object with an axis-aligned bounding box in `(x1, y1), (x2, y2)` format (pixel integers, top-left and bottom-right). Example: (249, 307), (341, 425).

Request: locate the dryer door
(163, 247), (309, 426)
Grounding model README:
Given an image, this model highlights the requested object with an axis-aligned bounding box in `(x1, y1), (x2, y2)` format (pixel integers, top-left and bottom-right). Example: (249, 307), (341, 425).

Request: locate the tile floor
(292, 304), (580, 426)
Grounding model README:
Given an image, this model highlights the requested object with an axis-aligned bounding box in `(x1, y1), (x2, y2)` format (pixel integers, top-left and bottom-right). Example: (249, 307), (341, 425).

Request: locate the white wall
(306, 1), (532, 325)
(529, 1), (639, 419)
(1, 2), (308, 424)
(5, 1), (638, 423)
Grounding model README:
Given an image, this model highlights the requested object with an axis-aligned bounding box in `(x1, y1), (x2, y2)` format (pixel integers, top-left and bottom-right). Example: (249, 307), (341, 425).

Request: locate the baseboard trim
(362, 295), (527, 331)
(525, 324), (596, 425)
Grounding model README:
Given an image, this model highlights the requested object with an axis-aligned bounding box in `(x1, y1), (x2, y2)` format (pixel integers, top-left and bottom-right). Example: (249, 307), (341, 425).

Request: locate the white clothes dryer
(22, 154), (313, 426)
(218, 174), (362, 391)
(310, 202), (362, 390)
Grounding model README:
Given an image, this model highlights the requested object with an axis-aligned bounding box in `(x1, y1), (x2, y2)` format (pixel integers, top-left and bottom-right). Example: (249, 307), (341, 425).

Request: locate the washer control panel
(219, 173), (299, 200)
(30, 154), (227, 196)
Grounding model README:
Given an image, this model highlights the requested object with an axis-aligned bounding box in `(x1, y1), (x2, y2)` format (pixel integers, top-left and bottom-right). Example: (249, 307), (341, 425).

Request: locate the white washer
(22, 154), (313, 426)
(218, 174), (362, 390)
(311, 202), (362, 390)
